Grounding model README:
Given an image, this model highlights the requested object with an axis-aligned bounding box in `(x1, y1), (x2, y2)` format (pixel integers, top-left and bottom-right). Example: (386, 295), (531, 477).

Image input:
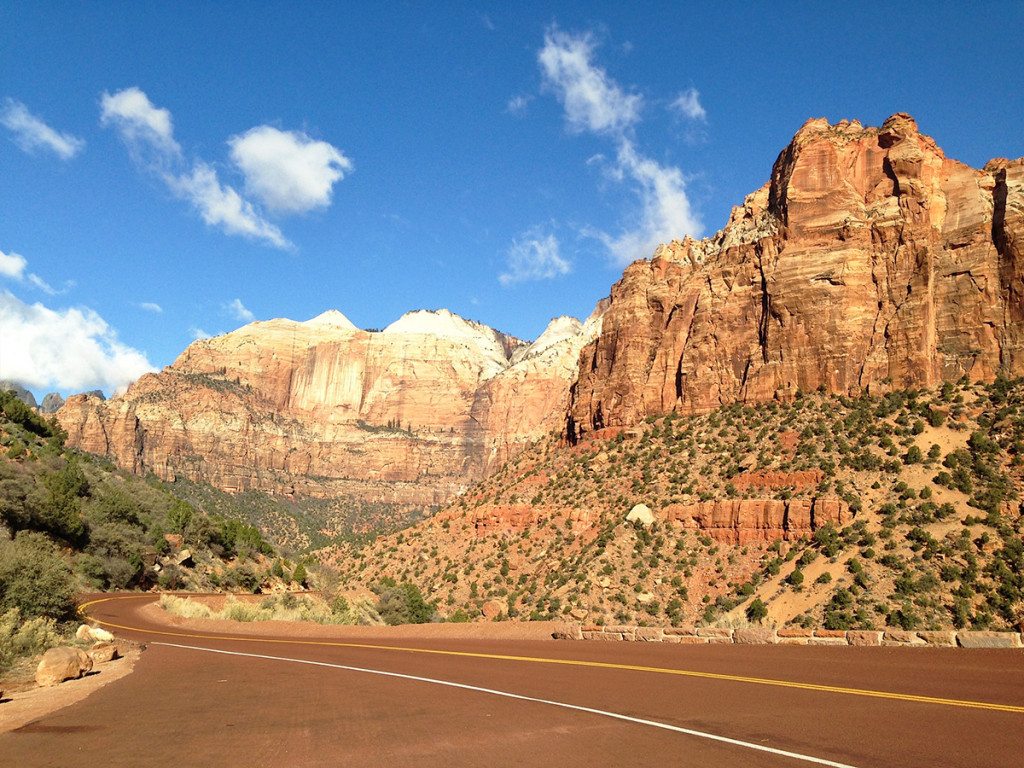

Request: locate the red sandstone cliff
(569, 114), (1024, 438)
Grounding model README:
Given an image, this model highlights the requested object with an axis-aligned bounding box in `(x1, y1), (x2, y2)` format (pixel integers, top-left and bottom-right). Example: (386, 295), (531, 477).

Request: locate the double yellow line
(79, 594), (1024, 715)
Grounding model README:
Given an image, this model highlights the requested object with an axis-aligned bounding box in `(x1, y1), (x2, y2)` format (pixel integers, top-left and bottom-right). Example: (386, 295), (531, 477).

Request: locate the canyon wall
(58, 309), (601, 503)
(569, 113), (1024, 438)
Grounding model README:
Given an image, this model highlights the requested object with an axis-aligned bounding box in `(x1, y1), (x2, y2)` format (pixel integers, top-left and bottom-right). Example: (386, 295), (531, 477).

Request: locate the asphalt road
(2, 594), (1022, 767)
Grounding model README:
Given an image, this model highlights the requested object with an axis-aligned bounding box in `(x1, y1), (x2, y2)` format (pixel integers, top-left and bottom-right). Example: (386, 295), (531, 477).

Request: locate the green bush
(745, 598), (768, 623)
(0, 532), (76, 620)
(375, 582), (435, 625)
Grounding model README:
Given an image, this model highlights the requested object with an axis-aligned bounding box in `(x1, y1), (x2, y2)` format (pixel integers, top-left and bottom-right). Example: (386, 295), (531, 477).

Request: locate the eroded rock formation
(569, 114), (1024, 437)
(58, 308), (602, 503)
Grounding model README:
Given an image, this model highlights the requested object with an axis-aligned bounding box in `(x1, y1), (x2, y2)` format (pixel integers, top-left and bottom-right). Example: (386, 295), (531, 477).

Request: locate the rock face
(40, 393), (65, 414)
(59, 308), (602, 504)
(660, 497), (849, 544)
(569, 114), (1024, 437)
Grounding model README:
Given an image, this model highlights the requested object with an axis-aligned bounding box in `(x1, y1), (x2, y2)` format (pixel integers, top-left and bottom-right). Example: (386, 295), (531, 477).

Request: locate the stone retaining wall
(552, 624), (1023, 649)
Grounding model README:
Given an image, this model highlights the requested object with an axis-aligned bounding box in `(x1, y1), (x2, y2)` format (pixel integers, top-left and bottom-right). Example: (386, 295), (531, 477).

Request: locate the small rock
(36, 647), (93, 687)
(88, 642), (120, 664)
(569, 607), (588, 620)
(636, 592), (655, 603)
(626, 503), (655, 527)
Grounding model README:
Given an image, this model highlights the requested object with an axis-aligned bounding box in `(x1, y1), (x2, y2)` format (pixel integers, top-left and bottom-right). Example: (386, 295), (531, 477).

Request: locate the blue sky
(1, 2), (1022, 397)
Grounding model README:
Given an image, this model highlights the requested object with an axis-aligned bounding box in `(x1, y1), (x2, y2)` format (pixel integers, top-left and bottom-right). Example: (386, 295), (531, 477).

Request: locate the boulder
(481, 599), (504, 620)
(35, 647), (93, 687)
(87, 642), (120, 664)
(175, 549), (194, 567)
(76, 624), (114, 643)
(626, 504), (655, 527)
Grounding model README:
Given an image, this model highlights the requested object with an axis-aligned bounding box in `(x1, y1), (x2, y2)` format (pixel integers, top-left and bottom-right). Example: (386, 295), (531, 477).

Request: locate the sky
(1, 2), (1023, 398)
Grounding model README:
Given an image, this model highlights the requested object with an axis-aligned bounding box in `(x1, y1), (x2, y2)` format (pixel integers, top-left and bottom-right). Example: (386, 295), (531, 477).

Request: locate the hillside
(322, 377), (1023, 632)
(0, 388), (287, 633)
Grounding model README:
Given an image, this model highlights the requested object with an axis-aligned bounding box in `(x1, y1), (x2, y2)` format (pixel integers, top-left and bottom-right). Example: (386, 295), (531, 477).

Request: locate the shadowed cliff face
(56, 310), (601, 503)
(568, 114), (1024, 440)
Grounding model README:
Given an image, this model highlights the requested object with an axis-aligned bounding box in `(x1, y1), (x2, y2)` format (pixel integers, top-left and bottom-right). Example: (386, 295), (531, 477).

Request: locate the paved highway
(2, 594), (1021, 767)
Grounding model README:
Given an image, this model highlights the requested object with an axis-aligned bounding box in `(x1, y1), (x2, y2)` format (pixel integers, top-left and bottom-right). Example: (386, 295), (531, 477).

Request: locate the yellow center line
(79, 594), (1024, 715)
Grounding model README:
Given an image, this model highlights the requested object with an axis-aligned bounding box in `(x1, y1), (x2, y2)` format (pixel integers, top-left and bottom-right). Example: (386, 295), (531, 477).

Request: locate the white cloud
(228, 126), (352, 215)
(0, 291), (154, 394)
(670, 88), (706, 121)
(0, 249), (27, 280)
(226, 298), (255, 322)
(100, 87), (179, 156)
(506, 94), (532, 114)
(100, 87), (291, 249)
(538, 28), (642, 136)
(592, 140), (701, 265)
(0, 98), (85, 160)
(500, 230), (570, 285)
(139, 302), (163, 313)
(168, 163), (290, 248)
(535, 28), (702, 265)
(190, 327), (212, 340)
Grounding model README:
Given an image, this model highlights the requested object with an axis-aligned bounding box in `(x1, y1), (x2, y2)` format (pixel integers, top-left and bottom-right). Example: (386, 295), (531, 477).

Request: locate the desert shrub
(745, 598), (768, 624)
(0, 608), (61, 671)
(221, 596), (266, 622)
(374, 581), (435, 625)
(158, 594), (214, 620)
(0, 532), (75, 620)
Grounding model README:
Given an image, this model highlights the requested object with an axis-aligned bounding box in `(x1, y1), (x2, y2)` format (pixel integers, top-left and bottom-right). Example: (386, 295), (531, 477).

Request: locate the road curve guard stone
(555, 623), (1024, 648)
(957, 631), (1023, 649)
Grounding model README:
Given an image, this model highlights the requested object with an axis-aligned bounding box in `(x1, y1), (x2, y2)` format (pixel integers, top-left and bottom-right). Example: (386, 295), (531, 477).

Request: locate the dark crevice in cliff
(756, 254), (771, 364)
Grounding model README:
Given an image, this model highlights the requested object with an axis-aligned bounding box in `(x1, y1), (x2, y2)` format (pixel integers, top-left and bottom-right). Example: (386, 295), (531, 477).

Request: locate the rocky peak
(303, 309), (357, 330)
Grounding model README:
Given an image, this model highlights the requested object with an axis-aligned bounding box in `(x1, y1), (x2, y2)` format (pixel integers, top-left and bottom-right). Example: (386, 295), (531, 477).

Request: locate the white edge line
(152, 641), (861, 768)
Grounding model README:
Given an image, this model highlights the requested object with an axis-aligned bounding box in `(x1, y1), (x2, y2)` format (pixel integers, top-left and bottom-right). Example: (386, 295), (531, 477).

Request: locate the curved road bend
(1, 594), (1021, 768)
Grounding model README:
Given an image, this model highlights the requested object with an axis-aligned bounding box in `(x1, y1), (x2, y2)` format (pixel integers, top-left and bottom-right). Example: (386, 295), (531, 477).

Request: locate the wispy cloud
(1, 98), (85, 160)
(226, 298), (255, 323)
(100, 87), (291, 249)
(190, 327), (213, 340)
(538, 28), (642, 136)
(0, 290), (154, 394)
(139, 302), (163, 313)
(228, 126), (352, 215)
(500, 230), (570, 285)
(591, 140), (701, 265)
(0, 248), (71, 295)
(669, 88), (706, 121)
(536, 27), (702, 265)
(505, 94), (533, 115)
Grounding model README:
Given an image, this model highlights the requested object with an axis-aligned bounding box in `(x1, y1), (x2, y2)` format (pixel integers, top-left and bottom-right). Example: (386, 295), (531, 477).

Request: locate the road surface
(1, 594), (1021, 767)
